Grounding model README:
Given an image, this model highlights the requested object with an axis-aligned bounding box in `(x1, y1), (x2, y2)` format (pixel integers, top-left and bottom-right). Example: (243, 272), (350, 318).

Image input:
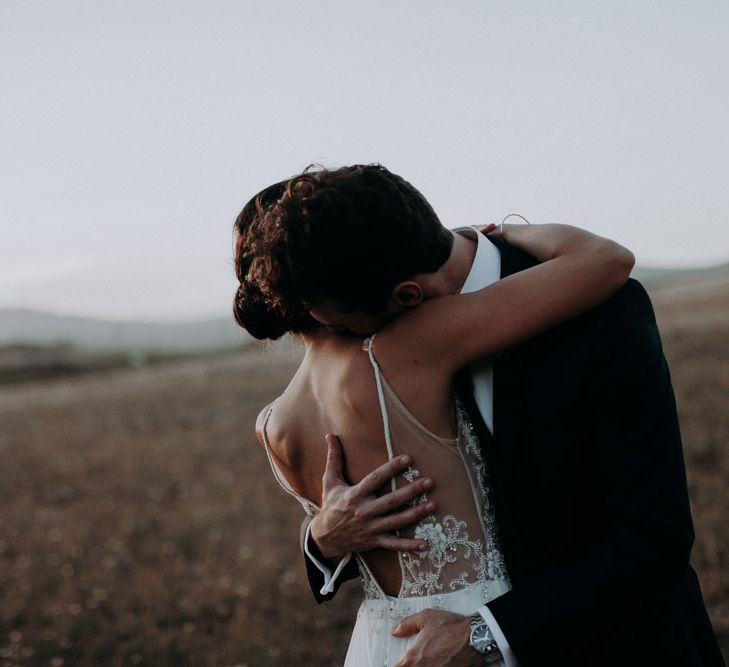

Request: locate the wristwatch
(468, 613), (503, 664)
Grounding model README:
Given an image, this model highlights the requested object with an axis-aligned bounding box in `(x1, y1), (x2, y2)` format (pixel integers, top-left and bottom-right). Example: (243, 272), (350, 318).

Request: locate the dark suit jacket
(301, 235), (724, 666)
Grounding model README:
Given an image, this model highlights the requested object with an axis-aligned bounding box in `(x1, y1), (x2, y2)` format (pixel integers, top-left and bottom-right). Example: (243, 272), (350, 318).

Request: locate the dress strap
(259, 401), (320, 517)
(362, 334), (397, 494)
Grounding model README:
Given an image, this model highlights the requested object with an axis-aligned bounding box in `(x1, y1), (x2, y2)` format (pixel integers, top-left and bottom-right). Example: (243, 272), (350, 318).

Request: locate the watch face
(470, 621), (501, 661)
(471, 624), (489, 651)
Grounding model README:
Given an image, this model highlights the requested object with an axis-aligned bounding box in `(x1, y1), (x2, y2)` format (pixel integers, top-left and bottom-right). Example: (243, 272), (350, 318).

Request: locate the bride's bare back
(259, 331), (460, 596)
(260, 329), (511, 601)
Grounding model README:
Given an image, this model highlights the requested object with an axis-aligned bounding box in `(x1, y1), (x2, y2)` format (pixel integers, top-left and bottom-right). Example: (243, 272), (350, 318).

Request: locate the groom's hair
(236, 164), (453, 327)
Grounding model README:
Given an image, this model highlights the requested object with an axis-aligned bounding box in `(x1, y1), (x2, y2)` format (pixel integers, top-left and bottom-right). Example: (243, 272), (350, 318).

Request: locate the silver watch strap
(468, 613), (503, 664)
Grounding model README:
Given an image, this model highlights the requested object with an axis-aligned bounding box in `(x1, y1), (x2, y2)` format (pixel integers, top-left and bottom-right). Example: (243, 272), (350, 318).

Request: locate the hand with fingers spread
(309, 434), (436, 562)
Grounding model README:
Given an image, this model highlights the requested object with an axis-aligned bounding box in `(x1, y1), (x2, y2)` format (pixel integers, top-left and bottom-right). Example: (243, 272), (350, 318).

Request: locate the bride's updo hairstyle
(233, 180), (319, 340)
(235, 164), (453, 334)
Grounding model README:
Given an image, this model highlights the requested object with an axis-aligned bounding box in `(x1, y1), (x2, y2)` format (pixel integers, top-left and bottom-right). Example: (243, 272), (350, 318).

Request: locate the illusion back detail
(358, 334), (510, 613)
(258, 336), (512, 665)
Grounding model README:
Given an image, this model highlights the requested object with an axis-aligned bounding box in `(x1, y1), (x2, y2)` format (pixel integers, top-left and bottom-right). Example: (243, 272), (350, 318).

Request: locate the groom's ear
(388, 281), (425, 312)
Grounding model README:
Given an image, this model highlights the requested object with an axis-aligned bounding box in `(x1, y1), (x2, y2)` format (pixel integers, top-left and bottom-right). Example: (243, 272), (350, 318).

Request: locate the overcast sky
(2, 1), (728, 321)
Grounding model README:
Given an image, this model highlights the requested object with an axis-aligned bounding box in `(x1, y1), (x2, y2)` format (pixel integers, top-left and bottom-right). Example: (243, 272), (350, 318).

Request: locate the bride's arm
(387, 223), (635, 372)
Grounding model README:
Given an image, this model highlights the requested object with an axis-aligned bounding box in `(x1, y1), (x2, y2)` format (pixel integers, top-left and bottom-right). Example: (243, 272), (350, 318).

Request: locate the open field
(0, 279), (728, 665)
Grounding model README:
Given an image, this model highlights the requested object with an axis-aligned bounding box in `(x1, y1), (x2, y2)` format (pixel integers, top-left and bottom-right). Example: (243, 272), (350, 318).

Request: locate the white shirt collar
(453, 226), (502, 295)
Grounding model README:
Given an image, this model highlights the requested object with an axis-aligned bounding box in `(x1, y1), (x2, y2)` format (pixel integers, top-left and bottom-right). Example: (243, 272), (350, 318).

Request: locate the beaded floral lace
(397, 414), (507, 598)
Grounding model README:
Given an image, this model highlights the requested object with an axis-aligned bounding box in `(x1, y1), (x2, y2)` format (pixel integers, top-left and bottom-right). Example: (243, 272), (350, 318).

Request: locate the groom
(281, 165), (723, 666)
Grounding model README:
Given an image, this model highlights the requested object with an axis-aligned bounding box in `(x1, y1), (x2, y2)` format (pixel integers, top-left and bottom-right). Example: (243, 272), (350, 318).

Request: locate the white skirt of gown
(344, 579), (511, 667)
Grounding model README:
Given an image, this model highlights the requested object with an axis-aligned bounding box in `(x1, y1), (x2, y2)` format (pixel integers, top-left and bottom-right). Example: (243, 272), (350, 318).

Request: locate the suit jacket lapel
(486, 234), (541, 579)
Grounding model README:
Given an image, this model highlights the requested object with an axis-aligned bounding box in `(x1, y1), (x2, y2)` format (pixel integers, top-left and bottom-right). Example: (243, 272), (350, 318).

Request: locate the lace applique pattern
(402, 465), (428, 508)
(357, 555), (384, 603)
(457, 401), (509, 583)
(394, 403), (509, 599)
(399, 509), (497, 597)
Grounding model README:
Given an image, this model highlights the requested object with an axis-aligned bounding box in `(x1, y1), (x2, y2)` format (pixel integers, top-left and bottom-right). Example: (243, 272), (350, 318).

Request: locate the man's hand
(479, 223), (498, 235)
(391, 610), (482, 667)
(309, 434), (436, 561)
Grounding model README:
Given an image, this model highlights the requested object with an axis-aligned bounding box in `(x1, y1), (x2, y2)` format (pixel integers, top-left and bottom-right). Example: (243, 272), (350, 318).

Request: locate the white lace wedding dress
(260, 335), (512, 666)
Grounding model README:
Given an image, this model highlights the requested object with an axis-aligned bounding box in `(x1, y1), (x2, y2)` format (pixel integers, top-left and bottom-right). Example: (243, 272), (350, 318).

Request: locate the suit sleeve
(486, 280), (696, 664)
(300, 515), (360, 604)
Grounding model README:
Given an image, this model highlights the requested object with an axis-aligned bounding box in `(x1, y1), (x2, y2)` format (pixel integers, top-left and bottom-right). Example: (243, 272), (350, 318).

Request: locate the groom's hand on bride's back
(309, 434), (436, 561)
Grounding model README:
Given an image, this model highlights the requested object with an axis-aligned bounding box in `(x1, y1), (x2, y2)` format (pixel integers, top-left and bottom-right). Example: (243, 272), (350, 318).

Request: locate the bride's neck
(302, 328), (358, 351)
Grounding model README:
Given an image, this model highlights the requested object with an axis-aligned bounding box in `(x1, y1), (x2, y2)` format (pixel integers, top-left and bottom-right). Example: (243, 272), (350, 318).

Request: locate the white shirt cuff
(304, 522), (353, 596)
(477, 605), (520, 667)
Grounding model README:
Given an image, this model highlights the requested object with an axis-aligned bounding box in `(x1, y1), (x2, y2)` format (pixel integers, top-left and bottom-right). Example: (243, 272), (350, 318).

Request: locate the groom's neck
(416, 230), (477, 300)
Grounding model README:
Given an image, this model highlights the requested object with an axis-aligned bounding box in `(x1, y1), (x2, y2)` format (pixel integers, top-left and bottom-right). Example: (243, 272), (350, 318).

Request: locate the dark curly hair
(233, 164), (453, 340)
(232, 179), (319, 340)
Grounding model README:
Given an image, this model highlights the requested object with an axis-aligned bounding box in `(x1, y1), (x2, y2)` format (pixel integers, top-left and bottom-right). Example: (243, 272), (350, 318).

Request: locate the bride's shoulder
(255, 401), (276, 448)
(255, 388), (307, 461)
(255, 363), (309, 448)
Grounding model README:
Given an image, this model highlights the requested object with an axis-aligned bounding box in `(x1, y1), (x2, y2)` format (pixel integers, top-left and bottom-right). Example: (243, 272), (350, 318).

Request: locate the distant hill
(0, 308), (249, 353)
(631, 261), (729, 288)
(2, 260), (727, 353)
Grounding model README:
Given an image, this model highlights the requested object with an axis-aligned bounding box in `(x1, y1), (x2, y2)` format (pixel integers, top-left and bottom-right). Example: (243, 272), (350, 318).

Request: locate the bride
(232, 167), (634, 666)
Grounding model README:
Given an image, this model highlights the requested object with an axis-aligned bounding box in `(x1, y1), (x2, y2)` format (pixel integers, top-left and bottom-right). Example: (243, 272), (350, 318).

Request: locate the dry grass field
(0, 279), (727, 666)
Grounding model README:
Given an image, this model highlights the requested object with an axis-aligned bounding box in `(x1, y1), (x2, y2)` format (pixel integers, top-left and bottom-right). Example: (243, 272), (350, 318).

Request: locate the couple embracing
(233, 164), (723, 666)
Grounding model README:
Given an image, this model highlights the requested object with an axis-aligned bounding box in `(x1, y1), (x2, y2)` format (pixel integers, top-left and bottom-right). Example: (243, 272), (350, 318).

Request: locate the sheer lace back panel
(360, 335), (508, 604)
(258, 336), (509, 607)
